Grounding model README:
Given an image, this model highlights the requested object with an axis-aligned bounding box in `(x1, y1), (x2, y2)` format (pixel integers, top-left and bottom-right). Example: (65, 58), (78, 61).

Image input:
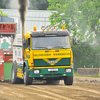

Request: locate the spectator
(1, 39), (9, 49)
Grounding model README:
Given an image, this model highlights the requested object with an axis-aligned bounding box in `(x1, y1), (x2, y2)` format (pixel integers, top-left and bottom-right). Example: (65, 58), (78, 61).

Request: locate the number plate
(48, 69), (58, 71)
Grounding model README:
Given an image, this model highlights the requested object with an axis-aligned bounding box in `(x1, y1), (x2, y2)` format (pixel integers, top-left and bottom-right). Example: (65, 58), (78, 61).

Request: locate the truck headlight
(66, 69), (71, 73)
(34, 70), (40, 74)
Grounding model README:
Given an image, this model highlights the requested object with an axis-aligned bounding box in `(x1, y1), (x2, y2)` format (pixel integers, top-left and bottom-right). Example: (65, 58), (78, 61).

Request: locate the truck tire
(64, 76), (73, 85)
(11, 61), (20, 84)
(24, 67), (32, 85)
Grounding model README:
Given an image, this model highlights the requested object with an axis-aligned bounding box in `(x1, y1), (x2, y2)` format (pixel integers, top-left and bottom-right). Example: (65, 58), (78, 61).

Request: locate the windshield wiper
(34, 47), (48, 49)
(34, 46), (68, 50)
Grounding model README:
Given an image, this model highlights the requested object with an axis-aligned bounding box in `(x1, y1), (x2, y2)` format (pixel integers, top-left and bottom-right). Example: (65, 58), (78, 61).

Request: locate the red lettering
(8, 24), (11, 30)
(12, 24), (15, 30)
(1, 24), (3, 29)
(4, 24), (7, 29)
(0, 23), (16, 33)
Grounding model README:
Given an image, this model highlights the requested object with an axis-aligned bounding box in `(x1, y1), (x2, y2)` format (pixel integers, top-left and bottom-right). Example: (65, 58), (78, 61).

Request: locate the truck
(11, 26), (77, 85)
(0, 22), (16, 81)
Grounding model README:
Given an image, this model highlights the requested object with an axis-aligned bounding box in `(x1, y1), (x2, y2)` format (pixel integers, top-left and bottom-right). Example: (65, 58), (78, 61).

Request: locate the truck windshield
(32, 36), (70, 50)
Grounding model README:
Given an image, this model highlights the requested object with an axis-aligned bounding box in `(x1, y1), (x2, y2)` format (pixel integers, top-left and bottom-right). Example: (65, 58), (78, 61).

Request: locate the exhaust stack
(18, 0), (28, 59)
(18, 0), (28, 38)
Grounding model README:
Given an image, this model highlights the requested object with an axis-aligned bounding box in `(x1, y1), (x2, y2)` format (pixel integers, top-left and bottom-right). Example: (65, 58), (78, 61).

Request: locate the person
(1, 39), (9, 49)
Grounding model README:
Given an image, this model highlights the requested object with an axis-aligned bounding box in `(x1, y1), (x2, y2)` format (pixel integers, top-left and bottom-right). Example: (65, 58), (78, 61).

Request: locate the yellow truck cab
(11, 26), (76, 85)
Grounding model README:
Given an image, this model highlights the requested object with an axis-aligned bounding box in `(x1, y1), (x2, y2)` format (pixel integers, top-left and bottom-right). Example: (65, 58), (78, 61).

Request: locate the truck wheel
(24, 67), (32, 85)
(64, 76), (73, 85)
(11, 61), (19, 84)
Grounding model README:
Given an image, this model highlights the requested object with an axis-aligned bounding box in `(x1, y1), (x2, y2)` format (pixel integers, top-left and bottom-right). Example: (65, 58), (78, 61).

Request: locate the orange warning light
(62, 26), (65, 30)
(33, 27), (37, 31)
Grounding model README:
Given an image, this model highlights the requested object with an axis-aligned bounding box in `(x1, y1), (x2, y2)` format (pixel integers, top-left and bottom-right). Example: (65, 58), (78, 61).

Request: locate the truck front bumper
(28, 68), (73, 78)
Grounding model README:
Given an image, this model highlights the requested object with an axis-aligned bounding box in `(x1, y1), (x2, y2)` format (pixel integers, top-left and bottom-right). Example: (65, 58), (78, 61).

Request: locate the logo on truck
(43, 58), (61, 66)
(47, 60), (58, 64)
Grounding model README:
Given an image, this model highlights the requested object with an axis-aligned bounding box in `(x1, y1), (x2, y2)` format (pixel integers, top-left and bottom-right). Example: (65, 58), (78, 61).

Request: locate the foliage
(0, 0), (10, 9)
(29, 0), (49, 10)
(0, 10), (8, 16)
(47, 0), (100, 71)
(47, 0), (100, 41)
(72, 42), (100, 71)
(74, 0), (100, 71)
(77, 0), (100, 44)
(47, 0), (78, 39)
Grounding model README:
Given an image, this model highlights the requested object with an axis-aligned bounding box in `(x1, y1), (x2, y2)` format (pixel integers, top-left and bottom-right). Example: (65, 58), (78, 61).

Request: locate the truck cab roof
(30, 30), (69, 37)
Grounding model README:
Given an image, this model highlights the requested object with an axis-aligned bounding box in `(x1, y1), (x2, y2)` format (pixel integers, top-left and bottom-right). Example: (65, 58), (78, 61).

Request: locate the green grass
(74, 72), (100, 78)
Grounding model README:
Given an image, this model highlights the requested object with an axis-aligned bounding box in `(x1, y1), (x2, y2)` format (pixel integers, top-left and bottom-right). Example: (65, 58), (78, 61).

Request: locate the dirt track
(0, 77), (100, 100)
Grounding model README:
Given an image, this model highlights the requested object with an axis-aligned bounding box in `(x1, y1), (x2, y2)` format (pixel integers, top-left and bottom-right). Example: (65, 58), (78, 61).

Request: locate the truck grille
(34, 58), (70, 67)
(44, 74), (61, 77)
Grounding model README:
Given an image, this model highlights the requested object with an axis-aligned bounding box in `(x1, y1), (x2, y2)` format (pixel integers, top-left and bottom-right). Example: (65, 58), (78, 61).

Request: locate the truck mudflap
(28, 68), (73, 78)
(0, 62), (4, 80)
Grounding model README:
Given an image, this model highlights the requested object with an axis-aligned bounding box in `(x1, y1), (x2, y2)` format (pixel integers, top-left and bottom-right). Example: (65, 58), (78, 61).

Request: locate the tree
(0, 10), (8, 16)
(77, 0), (100, 45)
(29, 0), (49, 10)
(74, 0), (100, 70)
(47, 0), (78, 39)
(72, 41), (100, 71)
(47, 0), (100, 42)
(0, 0), (10, 9)
(47, 0), (100, 70)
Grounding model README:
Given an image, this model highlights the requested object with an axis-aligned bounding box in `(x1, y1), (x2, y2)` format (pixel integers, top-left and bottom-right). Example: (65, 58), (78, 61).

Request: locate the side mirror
(23, 39), (27, 48)
(73, 38), (77, 45)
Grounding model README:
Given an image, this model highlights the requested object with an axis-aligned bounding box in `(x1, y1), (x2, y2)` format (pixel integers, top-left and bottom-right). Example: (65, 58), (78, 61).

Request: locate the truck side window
(28, 38), (30, 48)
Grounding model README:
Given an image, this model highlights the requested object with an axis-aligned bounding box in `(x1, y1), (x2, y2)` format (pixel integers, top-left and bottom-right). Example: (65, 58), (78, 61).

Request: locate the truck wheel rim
(12, 68), (14, 81)
(24, 71), (26, 83)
